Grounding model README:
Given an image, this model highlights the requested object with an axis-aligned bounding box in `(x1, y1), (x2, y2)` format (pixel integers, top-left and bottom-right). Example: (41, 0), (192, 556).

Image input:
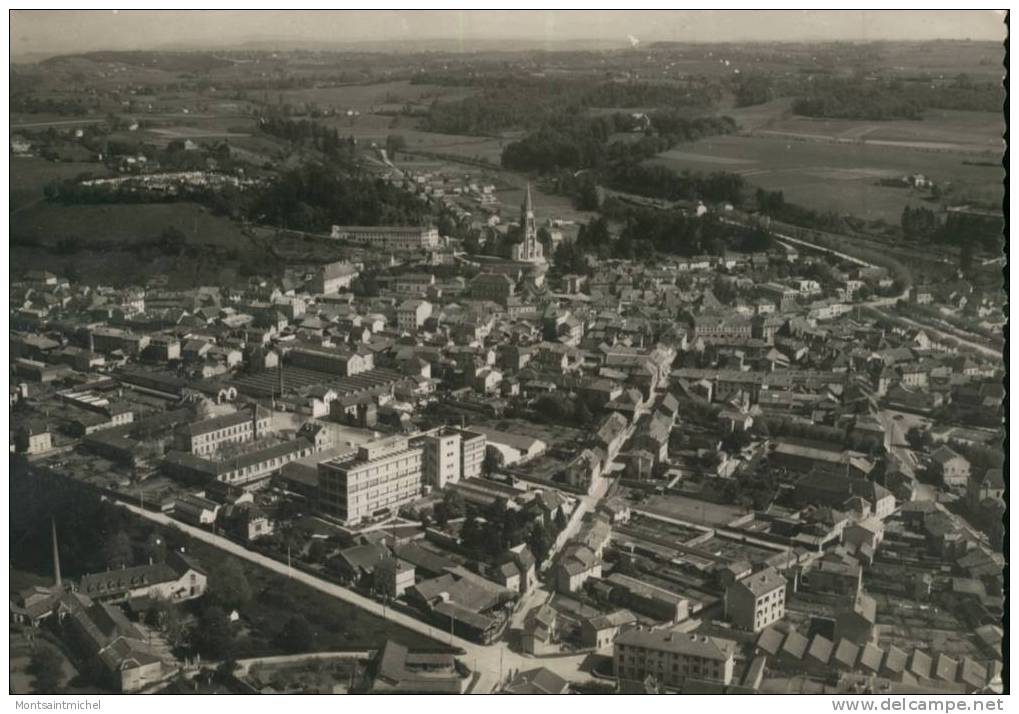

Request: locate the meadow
(11, 201), (250, 249)
(11, 156), (109, 209)
(276, 80), (477, 113)
(650, 127), (1003, 223)
(751, 109), (1004, 154)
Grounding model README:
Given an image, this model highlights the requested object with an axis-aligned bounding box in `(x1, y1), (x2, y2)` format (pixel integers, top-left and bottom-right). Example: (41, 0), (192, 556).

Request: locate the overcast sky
(10, 10), (1008, 57)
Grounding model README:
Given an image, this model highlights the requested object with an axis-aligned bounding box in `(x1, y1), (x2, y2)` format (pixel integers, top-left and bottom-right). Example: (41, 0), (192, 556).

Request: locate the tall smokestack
(51, 518), (62, 588)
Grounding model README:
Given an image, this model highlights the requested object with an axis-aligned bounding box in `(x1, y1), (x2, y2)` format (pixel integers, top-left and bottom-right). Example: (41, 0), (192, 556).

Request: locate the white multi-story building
(724, 567), (787, 632)
(317, 435), (423, 526)
(417, 428), (462, 489)
(397, 299), (432, 332)
(460, 429), (487, 480)
(174, 405), (272, 456)
(614, 629), (738, 687)
(330, 225), (440, 251)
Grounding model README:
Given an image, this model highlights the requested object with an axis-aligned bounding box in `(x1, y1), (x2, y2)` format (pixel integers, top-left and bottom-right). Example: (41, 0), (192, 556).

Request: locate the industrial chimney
(51, 517), (62, 588)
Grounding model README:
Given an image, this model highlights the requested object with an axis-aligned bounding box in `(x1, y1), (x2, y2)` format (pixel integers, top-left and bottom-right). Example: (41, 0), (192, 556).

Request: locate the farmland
(748, 109), (1004, 154)
(275, 80), (478, 113)
(11, 156), (109, 210)
(649, 124), (1003, 223)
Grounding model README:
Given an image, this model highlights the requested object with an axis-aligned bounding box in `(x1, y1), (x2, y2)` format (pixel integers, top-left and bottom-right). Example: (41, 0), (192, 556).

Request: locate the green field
(650, 129), (1003, 222)
(11, 156), (109, 210)
(12, 201), (250, 248)
(751, 109), (1004, 154)
(276, 80), (477, 113)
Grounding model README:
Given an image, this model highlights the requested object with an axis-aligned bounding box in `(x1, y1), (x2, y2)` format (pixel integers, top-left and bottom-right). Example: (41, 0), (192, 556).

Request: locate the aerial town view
(7, 9), (1008, 702)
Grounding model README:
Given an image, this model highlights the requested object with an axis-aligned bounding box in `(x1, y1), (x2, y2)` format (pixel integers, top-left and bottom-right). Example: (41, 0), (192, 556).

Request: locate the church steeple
(515, 182), (541, 262)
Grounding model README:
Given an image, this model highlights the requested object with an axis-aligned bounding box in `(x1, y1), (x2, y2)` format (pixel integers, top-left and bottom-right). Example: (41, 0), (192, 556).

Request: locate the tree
(207, 559), (253, 610)
(460, 515), (483, 554)
(309, 539), (331, 564)
(28, 647), (64, 693)
(553, 508), (568, 533)
(146, 600), (187, 649)
(195, 605), (234, 659)
(385, 134), (407, 160)
(527, 522), (554, 563)
(441, 489), (466, 520)
(575, 174), (601, 210)
(276, 614), (314, 653)
(574, 398), (594, 426)
(102, 531), (134, 569)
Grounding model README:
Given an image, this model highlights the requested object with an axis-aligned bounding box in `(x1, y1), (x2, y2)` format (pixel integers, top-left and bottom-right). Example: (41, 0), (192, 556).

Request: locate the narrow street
(877, 408), (938, 501)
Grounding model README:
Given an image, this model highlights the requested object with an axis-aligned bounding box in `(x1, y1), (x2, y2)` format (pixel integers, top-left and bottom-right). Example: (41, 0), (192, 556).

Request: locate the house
(931, 446), (971, 489)
(332, 542), (391, 586)
(396, 299), (432, 332)
(835, 592), (877, 645)
(75, 552), (207, 604)
(503, 667), (569, 694)
(580, 609), (636, 650)
(606, 573), (689, 623)
(469, 426), (546, 466)
(521, 604), (558, 655)
(554, 544), (601, 593)
(368, 640), (465, 694)
(172, 494), (220, 526)
(65, 598), (168, 692)
(595, 412), (630, 460)
(219, 504), (273, 543)
(14, 422), (52, 455)
(373, 557), (415, 599)
(802, 552), (863, 600)
(968, 468), (1005, 510)
(614, 628), (738, 687)
(312, 261), (358, 294)
(725, 567), (786, 632)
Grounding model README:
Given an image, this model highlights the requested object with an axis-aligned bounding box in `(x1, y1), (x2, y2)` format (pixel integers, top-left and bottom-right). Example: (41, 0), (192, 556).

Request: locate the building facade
(331, 225), (440, 251)
(174, 405), (271, 456)
(460, 429), (486, 480)
(725, 567), (787, 632)
(418, 428), (462, 489)
(318, 435), (424, 526)
(614, 629), (738, 687)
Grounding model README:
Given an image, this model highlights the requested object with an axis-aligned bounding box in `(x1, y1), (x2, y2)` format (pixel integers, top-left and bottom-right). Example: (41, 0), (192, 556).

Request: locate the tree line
(250, 162), (430, 233)
(416, 73), (719, 136)
(901, 204), (1002, 253)
(792, 75), (1002, 120)
(501, 111), (737, 174)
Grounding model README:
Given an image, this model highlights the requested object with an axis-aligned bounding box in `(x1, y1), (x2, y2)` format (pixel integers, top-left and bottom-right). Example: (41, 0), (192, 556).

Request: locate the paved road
(114, 500), (595, 693)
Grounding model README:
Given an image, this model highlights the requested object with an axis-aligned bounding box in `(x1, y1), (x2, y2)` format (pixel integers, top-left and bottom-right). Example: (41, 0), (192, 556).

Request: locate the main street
(114, 499), (595, 693)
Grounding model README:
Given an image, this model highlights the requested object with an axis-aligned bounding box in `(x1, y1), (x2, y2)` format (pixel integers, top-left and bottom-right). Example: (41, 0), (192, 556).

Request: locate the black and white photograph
(7, 9), (1008, 702)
